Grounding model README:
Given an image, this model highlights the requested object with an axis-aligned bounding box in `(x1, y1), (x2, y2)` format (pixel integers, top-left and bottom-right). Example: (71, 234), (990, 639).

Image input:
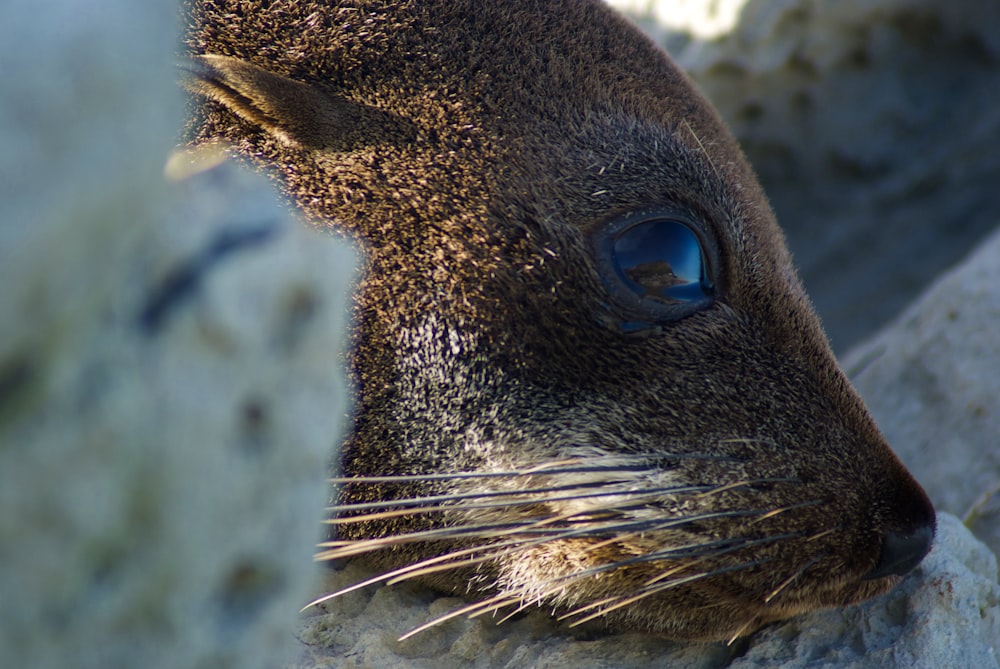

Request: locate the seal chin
(704, 574), (903, 642)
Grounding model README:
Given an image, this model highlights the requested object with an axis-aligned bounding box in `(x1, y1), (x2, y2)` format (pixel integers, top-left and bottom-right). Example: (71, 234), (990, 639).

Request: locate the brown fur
(182, 0), (934, 641)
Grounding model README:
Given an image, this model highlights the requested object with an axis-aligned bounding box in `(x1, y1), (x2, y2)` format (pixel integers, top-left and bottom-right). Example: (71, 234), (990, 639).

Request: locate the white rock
(0, 2), (356, 669)
(606, 0), (748, 39)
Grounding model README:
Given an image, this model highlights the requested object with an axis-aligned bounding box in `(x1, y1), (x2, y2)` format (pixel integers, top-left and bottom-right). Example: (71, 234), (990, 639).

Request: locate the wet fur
(183, 0), (934, 641)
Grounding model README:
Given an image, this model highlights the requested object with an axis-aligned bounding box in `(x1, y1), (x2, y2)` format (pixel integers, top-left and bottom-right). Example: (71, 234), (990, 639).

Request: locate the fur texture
(183, 0), (934, 641)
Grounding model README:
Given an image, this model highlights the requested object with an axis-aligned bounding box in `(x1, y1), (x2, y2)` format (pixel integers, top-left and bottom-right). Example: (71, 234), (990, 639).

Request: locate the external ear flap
(182, 54), (354, 149)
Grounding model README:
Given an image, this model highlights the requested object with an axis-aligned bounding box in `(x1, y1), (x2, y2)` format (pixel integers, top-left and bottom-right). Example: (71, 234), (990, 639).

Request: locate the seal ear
(182, 54), (354, 149)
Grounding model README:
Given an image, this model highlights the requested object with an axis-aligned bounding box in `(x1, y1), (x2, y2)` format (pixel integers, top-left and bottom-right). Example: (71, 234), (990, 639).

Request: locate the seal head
(183, 0), (935, 641)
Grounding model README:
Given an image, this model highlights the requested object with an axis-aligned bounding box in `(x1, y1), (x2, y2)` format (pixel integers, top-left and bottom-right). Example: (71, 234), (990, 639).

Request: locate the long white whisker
(396, 592), (523, 641)
(727, 617), (762, 646)
(306, 535), (546, 611)
(326, 478), (636, 513)
(316, 462), (816, 637)
(329, 453), (750, 488)
(315, 519), (543, 559)
(748, 499), (825, 524)
(328, 459), (652, 486)
(325, 482), (717, 525)
(764, 554), (825, 604)
(523, 531), (799, 611)
(564, 558), (771, 627)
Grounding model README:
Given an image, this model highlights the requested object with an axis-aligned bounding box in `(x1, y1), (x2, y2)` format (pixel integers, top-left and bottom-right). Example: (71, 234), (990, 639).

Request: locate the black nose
(862, 523), (935, 581)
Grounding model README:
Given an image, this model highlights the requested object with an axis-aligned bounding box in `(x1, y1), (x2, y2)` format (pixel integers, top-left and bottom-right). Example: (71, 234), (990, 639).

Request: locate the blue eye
(612, 220), (711, 305)
(593, 211), (716, 329)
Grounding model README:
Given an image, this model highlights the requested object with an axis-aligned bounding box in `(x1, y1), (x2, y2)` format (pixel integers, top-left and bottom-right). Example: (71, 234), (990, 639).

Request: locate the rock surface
(0, 2), (355, 668)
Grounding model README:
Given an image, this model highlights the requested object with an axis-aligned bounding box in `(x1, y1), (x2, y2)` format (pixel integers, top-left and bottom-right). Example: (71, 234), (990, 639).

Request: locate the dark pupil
(612, 220), (710, 304)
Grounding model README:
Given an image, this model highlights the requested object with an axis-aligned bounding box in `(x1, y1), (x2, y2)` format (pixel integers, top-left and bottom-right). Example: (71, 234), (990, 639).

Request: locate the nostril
(862, 523), (935, 581)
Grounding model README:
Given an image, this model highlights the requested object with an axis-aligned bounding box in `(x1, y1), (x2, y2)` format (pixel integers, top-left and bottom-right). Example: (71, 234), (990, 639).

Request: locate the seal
(182, 0), (935, 641)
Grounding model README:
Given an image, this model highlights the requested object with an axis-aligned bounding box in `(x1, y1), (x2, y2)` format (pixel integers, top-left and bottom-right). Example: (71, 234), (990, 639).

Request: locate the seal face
(183, 0), (935, 641)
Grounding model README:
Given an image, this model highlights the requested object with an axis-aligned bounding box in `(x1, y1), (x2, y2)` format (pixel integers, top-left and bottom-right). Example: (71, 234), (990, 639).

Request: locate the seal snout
(863, 520), (935, 581)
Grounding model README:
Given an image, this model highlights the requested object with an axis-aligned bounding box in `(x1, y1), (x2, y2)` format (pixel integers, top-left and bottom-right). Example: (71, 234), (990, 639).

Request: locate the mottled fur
(183, 0), (934, 641)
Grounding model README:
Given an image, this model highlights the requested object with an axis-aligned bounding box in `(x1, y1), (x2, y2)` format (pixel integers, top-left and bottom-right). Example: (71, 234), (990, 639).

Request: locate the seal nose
(862, 523), (935, 581)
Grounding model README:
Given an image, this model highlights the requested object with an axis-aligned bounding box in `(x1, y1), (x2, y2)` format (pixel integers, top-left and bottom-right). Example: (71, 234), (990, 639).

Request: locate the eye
(613, 219), (711, 304)
(593, 210), (716, 328)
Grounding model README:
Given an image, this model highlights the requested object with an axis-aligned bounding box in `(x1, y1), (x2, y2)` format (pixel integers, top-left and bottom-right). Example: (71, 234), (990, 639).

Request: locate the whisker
(763, 554), (825, 604)
(805, 527), (838, 542)
(302, 567), (409, 610)
(695, 478), (802, 499)
(726, 617), (762, 646)
(554, 593), (617, 621)
(748, 499), (825, 524)
(382, 530), (589, 585)
(537, 532), (801, 601)
(327, 476), (633, 512)
(474, 533), (802, 626)
(321, 501), (799, 563)
(328, 459), (654, 486)
(310, 517), (784, 624)
(717, 436), (778, 448)
(642, 533), (799, 584)
(314, 512), (709, 603)
(396, 592), (523, 641)
(488, 593), (556, 625)
(582, 507), (786, 536)
(328, 475), (802, 522)
(386, 549), (507, 584)
(683, 118), (722, 182)
(329, 451), (753, 487)
(305, 535), (545, 611)
(374, 511), (686, 593)
(325, 482), (717, 525)
(474, 508), (757, 552)
(564, 559), (771, 627)
(315, 519), (544, 560)
(314, 465), (818, 637)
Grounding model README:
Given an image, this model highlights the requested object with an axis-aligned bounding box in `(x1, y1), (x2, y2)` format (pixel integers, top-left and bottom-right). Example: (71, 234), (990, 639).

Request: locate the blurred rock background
(0, 1), (355, 668)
